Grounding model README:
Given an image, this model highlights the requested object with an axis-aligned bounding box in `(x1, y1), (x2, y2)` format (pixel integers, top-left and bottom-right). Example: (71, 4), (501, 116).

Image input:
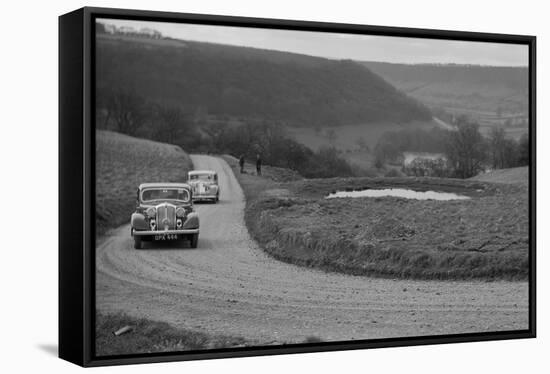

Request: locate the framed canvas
(59, 7), (536, 367)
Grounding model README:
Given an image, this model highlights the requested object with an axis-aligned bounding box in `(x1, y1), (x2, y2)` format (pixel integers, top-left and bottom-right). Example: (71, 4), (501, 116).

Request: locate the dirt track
(96, 155), (528, 344)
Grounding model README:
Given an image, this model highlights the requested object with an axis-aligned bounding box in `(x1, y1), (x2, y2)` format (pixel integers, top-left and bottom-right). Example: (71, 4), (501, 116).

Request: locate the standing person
(239, 154), (245, 173)
(256, 153), (262, 176)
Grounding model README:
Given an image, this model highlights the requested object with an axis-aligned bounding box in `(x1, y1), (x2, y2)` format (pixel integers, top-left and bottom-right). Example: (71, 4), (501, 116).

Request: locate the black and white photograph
(93, 16), (531, 357)
(5, 0), (550, 371)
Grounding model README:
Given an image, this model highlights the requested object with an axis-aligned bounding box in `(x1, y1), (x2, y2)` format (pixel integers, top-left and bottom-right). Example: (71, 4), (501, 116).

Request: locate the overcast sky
(99, 19), (528, 66)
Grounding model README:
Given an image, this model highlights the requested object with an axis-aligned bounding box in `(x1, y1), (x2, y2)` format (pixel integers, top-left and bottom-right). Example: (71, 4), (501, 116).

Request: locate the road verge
(96, 312), (250, 356)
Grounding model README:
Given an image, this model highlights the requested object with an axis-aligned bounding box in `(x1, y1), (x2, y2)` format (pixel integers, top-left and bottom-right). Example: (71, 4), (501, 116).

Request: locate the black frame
(59, 6), (536, 367)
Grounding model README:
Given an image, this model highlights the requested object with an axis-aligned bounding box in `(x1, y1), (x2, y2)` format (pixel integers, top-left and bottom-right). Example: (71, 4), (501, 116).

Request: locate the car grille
(156, 204), (176, 230)
(194, 182), (213, 195)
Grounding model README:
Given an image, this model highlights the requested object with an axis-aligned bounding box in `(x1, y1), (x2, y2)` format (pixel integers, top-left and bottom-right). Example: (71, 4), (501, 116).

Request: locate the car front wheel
(189, 233), (199, 248)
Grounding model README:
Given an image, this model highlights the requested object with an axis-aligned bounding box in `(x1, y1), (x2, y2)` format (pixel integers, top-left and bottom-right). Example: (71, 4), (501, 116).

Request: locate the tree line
(98, 88), (528, 181)
(374, 116), (529, 178)
(96, 88), (355, 179)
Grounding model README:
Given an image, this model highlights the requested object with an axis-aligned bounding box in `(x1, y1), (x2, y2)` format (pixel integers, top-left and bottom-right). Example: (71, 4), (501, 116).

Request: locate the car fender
(183, 212), (199, 229)
(131, 212), (149, 230)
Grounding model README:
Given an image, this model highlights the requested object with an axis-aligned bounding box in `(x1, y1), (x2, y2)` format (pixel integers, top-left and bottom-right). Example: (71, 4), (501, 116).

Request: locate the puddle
(326, 188), (470, 201)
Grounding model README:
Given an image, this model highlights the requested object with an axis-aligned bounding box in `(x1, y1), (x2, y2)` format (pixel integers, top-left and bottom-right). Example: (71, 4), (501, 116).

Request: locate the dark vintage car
(187, 170), (220, 203)
(130, 183), (200, 249)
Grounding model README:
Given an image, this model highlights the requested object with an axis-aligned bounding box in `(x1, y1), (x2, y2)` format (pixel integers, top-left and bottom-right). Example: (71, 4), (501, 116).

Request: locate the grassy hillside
(226, 156), (528, 280)
(96, 33), (432, 127)
(361, 61), (528, 138)
(95, 130), (193, 236)
(470, 166), (528, 185)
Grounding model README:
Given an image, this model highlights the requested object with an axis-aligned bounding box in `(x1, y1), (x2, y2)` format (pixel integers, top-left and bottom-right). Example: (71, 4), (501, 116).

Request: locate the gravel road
(96, 154), (528, 344)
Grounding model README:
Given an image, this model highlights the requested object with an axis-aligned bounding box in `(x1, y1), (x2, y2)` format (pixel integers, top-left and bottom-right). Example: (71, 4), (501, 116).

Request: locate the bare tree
(155, 105), (185, 143)
(489, 127), (523, 169)
(106, 89), (147, 135)
(445, 117), (486, 178)
(489, 127), (506, 169)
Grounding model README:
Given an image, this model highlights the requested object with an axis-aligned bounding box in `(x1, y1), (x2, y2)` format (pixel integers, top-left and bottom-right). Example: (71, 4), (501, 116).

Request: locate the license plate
(154, 234), (178, 241)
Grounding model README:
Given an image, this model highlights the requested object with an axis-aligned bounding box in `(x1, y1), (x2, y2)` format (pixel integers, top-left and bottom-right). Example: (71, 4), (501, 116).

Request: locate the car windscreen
(189, 174), (215, 181)
(141, 188), (190, 203)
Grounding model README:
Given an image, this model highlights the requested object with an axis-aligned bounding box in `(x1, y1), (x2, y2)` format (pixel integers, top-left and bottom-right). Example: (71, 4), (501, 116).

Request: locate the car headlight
(176, 207), (185, 217)
(146, 207), (156, 217)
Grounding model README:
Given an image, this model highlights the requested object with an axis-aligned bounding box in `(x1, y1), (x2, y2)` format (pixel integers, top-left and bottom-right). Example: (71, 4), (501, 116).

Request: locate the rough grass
(96, 312), (249, 356)
(96, 130), (193, 236)
(225, 156), (529, 281)
(470, 166), (528, 186)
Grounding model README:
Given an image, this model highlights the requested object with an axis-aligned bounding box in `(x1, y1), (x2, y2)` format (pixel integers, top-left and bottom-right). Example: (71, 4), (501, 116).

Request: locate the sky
(98, 19), (528, 66)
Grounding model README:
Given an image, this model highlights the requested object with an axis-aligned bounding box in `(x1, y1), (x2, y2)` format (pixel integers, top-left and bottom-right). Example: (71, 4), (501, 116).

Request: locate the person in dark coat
(256, 154), (262, 176)
(239, 154), (245, 173)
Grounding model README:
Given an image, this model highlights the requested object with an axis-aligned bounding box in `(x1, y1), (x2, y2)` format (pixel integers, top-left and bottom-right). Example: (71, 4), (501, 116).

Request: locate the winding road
(96, 155), (528, 343)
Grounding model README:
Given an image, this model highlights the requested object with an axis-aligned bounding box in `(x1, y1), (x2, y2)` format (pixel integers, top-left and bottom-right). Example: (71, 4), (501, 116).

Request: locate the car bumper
(192, 195), (217, 200)
(133, 228), (199, 236)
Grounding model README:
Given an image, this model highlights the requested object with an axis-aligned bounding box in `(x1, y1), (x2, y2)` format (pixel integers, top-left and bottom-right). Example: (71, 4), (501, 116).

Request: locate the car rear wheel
(134, 236), (142, 250)
(189, 233), (199, 248)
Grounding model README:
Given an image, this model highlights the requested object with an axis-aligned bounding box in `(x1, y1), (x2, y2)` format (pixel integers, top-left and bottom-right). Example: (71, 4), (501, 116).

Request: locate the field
(226, 156), (528, 280)
(470, 166), (529, 185)
(286, 120), (439, 170)
(96, 313), (249, 356)
(443, 107), (528, 141)
(95, 130), (193, 235)
(361, 61), (529, 140)
(287, 121), (438, 151)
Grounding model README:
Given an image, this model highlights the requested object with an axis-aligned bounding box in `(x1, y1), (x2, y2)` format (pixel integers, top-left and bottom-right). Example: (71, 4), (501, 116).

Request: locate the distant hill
(96, 33), (432, 127)
(360, 61), (528, 131)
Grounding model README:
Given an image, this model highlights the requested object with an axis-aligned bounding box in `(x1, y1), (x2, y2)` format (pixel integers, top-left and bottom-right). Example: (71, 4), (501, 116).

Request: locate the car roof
(139, 182), (191, 189)
(188, 170), (217, 175)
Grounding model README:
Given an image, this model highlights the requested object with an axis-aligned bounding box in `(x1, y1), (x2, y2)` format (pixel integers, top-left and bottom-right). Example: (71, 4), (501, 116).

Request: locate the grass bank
(470, 166), (528, 186)
(225, 156), (528, 281)
(96, 313), (249, 356)
(95, 130), (193, 236)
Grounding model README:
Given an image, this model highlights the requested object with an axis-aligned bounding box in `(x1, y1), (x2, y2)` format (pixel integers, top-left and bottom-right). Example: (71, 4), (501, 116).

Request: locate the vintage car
(187, 170), (220, 203)
(130, 183), (200, 249)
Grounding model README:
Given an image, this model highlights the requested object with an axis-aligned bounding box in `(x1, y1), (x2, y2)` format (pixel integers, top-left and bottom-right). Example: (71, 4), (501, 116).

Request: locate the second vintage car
(130, 183), (200, 249)
(187, 170), (220, 203)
